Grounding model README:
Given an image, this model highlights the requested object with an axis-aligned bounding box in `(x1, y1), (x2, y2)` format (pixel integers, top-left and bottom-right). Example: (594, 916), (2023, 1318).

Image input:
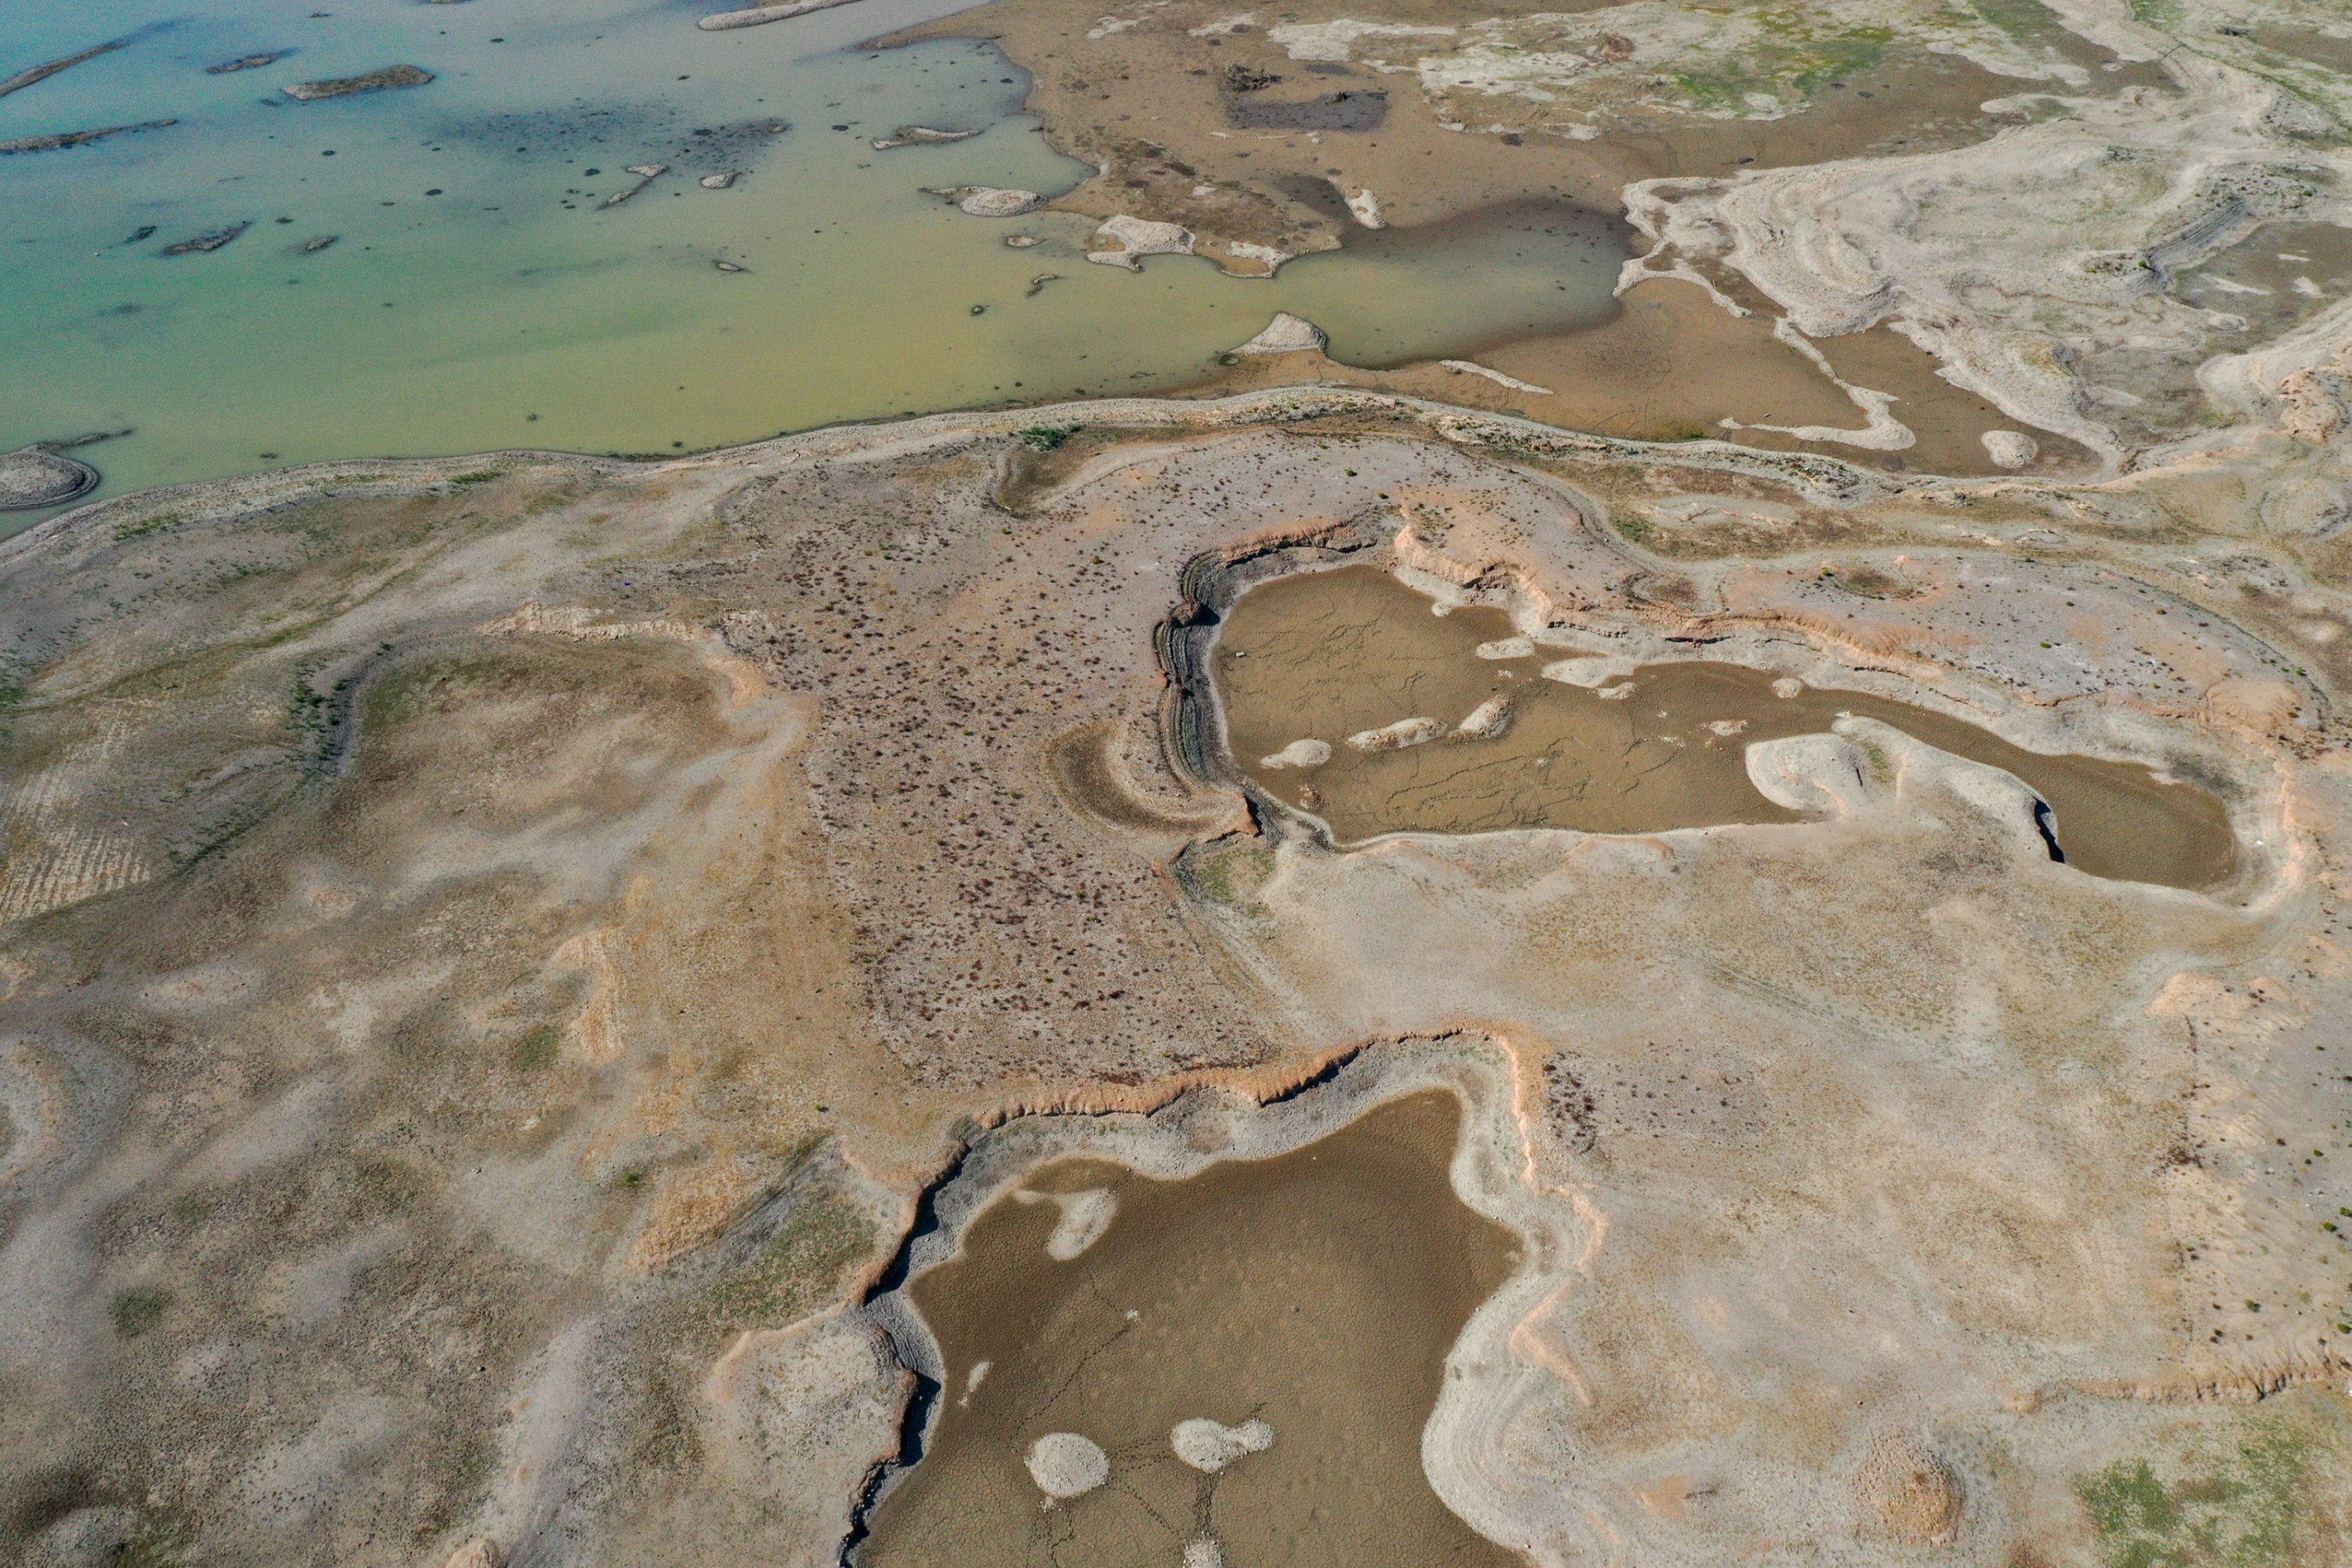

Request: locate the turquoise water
(0, 0), (1624, 523)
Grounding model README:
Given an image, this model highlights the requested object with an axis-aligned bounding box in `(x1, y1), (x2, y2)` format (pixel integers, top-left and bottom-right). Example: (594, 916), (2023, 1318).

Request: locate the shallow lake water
(0, 0), (1624, 525)
(1215, 565), (2239, 891)
(859, 1090), (1521, 1568)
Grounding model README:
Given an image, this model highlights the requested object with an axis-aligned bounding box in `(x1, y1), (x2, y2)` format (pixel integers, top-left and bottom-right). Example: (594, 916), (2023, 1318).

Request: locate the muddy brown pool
(1214, 565), (2237, 891)
(857, 1091), (1520, 1568)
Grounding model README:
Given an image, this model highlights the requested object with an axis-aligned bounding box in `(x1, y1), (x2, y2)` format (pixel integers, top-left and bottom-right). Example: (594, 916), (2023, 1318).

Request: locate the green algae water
(0, 0), (1625, 526)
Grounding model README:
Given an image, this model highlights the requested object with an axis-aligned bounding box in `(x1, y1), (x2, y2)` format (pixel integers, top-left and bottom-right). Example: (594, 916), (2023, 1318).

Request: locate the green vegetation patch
(113, 1519), (191, 1568)
(2075, 1407), (2340, 1568)
(629, 1369), (704, 1474)
(1667, 24), (1892, 113)
(1791, 26), (1893, 93)
(285, 659), (332, 760)
(1018, 424), (1080, 452)
(1192, 844), (1276, 909)
(110, 1287), (172, 1339)
(110, 512), (183, 543)
(510, 1022), (561, 1073)
(360, 652), (514, 732)
(703, 1197), (874, 1330)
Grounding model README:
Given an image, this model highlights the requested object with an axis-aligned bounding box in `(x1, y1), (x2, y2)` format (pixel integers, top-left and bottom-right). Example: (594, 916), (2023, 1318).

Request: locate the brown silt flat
(861, 1091), (1522, 1568)
(1216, 565), (2235, 889)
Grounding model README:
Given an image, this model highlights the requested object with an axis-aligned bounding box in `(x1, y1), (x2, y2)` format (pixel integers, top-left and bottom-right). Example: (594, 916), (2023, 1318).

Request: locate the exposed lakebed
(859, 1090), (1519, 1568)
(1214, 564), (2238, 891)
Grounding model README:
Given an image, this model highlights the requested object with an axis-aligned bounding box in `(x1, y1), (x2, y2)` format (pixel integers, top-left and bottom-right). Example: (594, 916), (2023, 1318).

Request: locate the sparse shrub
(1018, 425), (1079, 452)
(111, 1287), (172, 1339)
(510, 1023), (561, 1073)
(2074, 1415), (2314, 1568)
(1192, 846), (1275, 909)
(111, 512), (182, 543)
(705, 1200), (873, 1330)
(113, 1520), (191, 1568)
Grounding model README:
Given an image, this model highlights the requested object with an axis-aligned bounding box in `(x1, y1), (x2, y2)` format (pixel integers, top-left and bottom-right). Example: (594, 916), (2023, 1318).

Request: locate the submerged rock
(698, 0), (864, 31)
(0, 119), (175, 155)
(1259, 738), (1331, 768)
(872, 125), (980, 150)
(699, 170), (743, 190)
(206, 52), (289, 75)
(0, 446), (100, 511)
(283, 65), (433, 101)
(1012, 1187), (1118, 1258)
(1, 36), (134, 100)
(598, 165), (667, 209)
(1456, 695), (1513, 739)
(1442, 359), (1552, 395)
(161, 222), (250, 256)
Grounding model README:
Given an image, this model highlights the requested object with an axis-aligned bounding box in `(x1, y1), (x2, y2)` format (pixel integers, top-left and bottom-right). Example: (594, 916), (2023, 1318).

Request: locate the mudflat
(1217, 564), (2236, 888)
(863, 1091), (1519, 1568)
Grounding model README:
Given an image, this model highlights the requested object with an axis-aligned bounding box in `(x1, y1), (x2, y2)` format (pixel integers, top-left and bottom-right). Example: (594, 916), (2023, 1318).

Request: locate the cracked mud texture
(1213, 562), (2237, 886)
(860, 1090), (1517, 1568)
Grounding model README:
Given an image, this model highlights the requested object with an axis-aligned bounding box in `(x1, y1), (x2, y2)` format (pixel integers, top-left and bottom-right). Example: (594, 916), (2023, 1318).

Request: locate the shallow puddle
(1214, 565), (2238, 891)
(858, 1091), (1521, 1568)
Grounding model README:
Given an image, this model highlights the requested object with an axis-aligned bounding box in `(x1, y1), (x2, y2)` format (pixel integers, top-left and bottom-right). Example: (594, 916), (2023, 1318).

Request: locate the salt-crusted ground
(1, 380), (2349, 1565)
